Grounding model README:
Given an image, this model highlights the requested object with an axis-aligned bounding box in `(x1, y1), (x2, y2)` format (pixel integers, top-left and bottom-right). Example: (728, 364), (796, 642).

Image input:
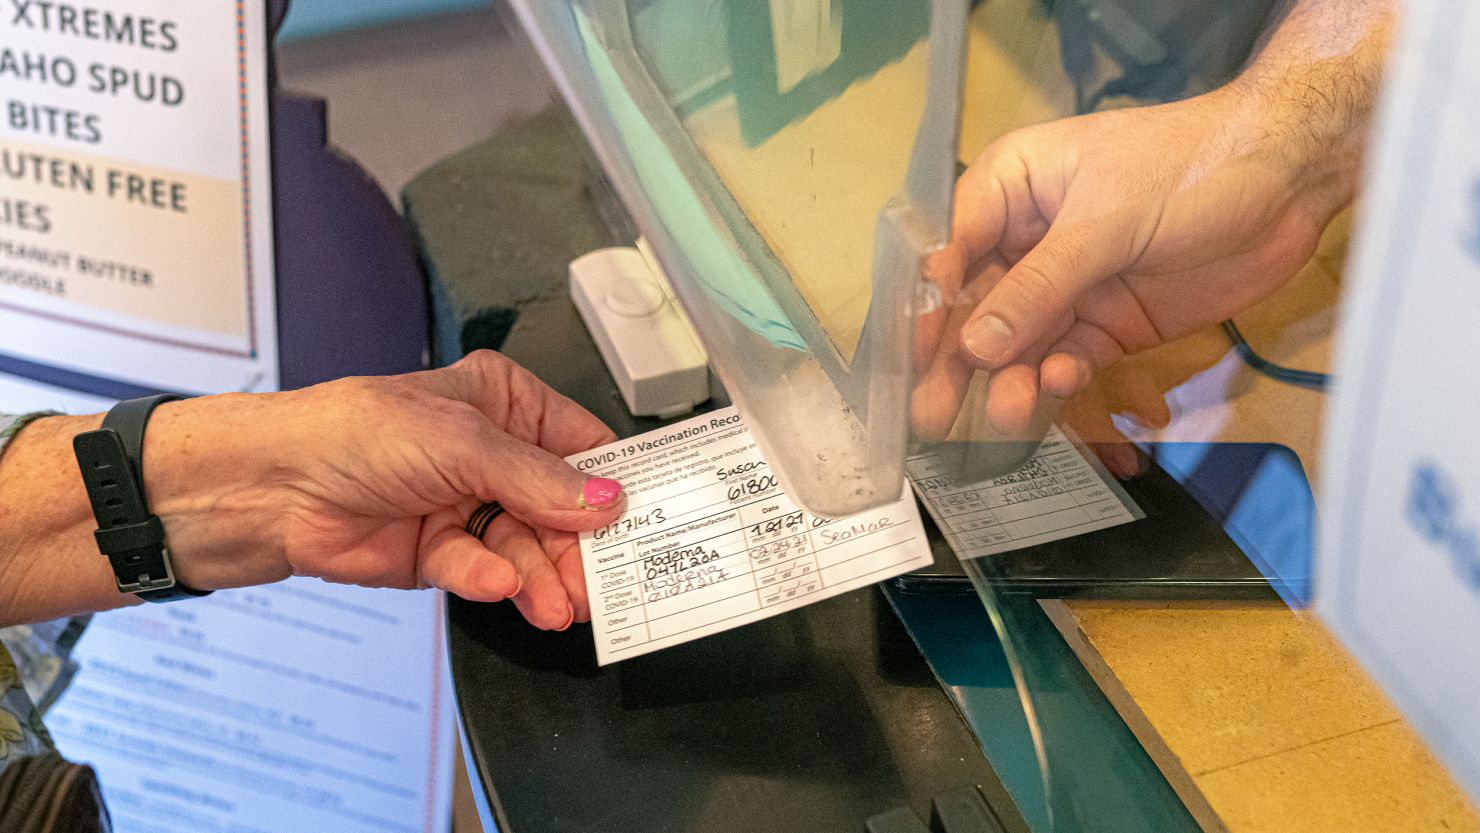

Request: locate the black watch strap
(74, 394), (211, 603)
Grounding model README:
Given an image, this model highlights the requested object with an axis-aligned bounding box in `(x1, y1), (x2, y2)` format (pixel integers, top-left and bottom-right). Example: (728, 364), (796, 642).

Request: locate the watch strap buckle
(109, 545), (178, 594)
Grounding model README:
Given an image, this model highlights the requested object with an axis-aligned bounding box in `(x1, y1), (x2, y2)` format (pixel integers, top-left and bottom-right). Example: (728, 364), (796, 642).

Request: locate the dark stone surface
(401, 108), (621, 366)
(448, 587), (1012, 833)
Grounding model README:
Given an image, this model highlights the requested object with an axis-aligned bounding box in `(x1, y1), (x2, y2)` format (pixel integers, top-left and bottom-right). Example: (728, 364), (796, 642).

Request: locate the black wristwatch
(73, 395), (212, 603)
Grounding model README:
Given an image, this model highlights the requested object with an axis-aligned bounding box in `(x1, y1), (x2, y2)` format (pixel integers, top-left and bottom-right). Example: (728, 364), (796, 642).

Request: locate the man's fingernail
(581, 477), (623, 509)
(1068, 360), (1092, 396)
(1105, 450), (1135, 480)
(557, 602), (575, 631)
(963, 315), (1013, 365)
(1132, 449), (1151, 478)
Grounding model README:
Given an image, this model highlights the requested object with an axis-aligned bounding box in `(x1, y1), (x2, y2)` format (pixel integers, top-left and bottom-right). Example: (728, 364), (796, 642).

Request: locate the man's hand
(0, 351), (625, 629)
(912, 0), (1391, 440)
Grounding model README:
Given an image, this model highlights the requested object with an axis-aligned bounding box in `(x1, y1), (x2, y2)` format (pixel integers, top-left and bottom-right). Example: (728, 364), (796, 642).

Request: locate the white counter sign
(1319, 0), (1480, 804)
(0, 0), (278, 394)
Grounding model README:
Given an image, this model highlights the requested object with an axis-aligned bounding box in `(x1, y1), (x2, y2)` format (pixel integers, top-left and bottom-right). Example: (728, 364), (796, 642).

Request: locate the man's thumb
(958, 222), (1124, 369)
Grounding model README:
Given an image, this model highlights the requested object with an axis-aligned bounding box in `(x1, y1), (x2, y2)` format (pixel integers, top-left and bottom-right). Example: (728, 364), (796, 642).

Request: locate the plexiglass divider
(508, 0), (968, 517)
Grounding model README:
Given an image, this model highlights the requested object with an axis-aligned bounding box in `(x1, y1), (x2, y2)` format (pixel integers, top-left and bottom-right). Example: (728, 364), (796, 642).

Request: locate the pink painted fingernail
(581, 477), (623, 509)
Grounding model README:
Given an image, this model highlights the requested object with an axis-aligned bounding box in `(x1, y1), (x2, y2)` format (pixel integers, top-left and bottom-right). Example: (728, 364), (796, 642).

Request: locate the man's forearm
(1226, 0), (1396, 213)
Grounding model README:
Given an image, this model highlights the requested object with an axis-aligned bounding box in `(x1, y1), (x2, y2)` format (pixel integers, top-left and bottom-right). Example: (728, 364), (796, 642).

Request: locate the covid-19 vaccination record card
(569, 407), (1142, 665)
(568, 407), (933, 665)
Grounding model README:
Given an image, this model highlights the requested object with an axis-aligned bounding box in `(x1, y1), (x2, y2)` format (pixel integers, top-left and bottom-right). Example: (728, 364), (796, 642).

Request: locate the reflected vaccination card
(906, 426), (1143, 560)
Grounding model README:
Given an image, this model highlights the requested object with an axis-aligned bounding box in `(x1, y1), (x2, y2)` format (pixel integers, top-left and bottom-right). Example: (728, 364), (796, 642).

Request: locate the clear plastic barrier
(507, 0), (964, 517)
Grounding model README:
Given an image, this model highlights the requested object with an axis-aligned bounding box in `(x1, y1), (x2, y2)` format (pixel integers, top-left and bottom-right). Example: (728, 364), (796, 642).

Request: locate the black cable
(1221, 319), (1331, 391)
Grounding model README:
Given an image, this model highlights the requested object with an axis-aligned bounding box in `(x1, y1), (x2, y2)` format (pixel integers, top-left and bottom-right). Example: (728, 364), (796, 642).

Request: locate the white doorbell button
(571, 247), (710, 419)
